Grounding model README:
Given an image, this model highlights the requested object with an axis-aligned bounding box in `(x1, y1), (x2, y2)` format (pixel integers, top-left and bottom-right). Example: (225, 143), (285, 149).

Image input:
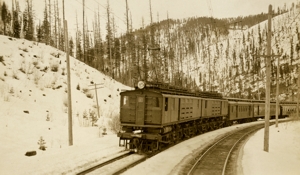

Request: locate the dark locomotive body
(117, 82), (297, 152)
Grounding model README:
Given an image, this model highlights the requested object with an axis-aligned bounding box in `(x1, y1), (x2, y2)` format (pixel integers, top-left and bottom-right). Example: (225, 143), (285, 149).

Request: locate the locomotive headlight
(137, 81), (145, 89)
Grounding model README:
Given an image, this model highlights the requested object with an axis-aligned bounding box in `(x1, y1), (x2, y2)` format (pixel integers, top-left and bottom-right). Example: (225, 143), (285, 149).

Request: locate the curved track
(187, 123), (265, 175)
(77, 152), (145, 175)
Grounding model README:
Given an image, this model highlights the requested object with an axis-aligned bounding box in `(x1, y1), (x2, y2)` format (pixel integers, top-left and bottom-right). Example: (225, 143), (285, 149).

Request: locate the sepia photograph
(0, 0), (299, 174)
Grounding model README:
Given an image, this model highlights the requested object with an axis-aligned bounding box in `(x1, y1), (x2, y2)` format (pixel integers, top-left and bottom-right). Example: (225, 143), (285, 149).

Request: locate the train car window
(172, 98), (175, 110)
(165, 98), (168, 111)
(138, 97), (143, 102)
(249, 106), (251, 115)
(123, 96), (129, 106)
(205, 100), (207, 108)
(154, 97), (160, 107)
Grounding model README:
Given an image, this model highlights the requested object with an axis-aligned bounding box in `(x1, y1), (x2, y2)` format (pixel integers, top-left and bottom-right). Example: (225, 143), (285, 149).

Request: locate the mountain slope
(0, 34), (131, 152)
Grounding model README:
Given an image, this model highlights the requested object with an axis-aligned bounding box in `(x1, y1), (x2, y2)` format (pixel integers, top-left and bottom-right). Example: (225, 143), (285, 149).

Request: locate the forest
(1, 0), (300, 100)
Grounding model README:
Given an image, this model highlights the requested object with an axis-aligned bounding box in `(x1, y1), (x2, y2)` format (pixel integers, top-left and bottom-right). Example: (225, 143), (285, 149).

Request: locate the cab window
(154, 97), (160, 107)
(122, 96), (129, 106)
(165, 98), (168, 111)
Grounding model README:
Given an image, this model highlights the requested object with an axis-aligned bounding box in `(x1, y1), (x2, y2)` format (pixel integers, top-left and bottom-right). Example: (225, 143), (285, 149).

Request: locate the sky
(3, 0), (296, 37)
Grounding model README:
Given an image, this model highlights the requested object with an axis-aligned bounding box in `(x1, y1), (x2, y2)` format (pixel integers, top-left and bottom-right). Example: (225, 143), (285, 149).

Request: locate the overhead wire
(72, 0), (127, 34)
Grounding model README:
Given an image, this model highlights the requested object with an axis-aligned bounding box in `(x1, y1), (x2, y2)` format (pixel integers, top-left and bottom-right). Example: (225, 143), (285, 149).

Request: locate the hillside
(123, 4), (300, 100)
(72, 2), (299, 101)
(0, 34), (131, 152)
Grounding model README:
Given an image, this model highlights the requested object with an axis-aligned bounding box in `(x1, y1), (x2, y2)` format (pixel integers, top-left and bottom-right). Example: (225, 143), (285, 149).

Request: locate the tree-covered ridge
(1, 1), (299, 100)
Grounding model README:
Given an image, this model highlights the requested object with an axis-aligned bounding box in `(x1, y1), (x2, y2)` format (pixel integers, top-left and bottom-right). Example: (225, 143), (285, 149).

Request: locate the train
(117, 81), (297, 153)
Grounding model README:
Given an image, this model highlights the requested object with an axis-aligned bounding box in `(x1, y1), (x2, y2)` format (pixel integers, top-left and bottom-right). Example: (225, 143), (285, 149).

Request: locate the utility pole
(297, 59), (300, 118)
(49, 0), (51, 44)
(125, 0), (129, 32)
(125, 0), (132, 86)
(252, 5), (276, 152)
(88, 83), (103, 120)
(149, 0), (153, 24)
(83, 0), (85, 62)
(64, 20), (73, 146)
(264, 5), (272, 152)
(208, 46), (211, 91)
(62, 0), (65, 21)
(252, 5), (284, 151)
(275, 54), (280, 127)
(275, 50), (283, 127)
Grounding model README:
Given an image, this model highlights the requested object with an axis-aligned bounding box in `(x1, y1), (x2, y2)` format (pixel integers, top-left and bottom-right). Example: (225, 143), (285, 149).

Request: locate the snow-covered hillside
(0, 34), (299, 175)
(0, 34), (131, 154)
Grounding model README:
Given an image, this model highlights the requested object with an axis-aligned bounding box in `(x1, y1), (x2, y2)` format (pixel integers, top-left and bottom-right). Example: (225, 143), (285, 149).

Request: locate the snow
(122, 120), (300, 175)
(0, 34), (131, 174)
(1, 34), (300, 175)
(242, 120), (300, 175)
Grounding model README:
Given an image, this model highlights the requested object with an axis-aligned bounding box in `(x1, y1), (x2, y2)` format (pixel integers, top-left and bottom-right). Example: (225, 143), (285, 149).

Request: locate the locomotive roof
(134, 81), (224, 99)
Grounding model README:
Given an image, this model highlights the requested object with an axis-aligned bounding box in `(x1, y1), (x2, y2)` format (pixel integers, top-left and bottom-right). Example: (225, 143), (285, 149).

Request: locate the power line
(91, 0), (127, 25)
(73, 0), (127, 33)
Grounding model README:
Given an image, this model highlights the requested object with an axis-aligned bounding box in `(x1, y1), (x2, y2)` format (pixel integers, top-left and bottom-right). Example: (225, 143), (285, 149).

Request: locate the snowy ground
(242, 120), (300, 175)
(0, 34), (131, 175)
(1, 119), (299, 175)
(122, 119), (300, 175)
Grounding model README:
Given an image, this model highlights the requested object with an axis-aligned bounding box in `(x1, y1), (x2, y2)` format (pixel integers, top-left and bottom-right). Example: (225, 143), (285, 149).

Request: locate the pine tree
(37, 136), (47, 151)
(12, 1), (21, 38)
(116, 38), (122, 79)
(1, 2), (10, 35)
(48, 0), (52, 46)
(53, 0), (58, 48)
(89, 109), (97, 127)
(22, 5), (28, 38)
(58, 18), (64, 51)
(23, 0), (34, 40)
(36, 20), (43, 42)
(69, 37), (74, 57)
(106, 0), (113, 77)
(75, 11), (82, 61)
(76, 30), (83, 61)
(42, 0), (50, 44)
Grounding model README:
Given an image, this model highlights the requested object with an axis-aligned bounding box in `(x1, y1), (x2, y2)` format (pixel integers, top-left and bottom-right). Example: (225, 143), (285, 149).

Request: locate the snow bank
(242, 120), (300, 175)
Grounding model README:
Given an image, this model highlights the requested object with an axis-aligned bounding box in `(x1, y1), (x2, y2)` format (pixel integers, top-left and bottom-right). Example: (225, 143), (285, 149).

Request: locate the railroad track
(77, 137), (179, 175)
(77, 151), (145, 175)
(186, 123), (266, 175)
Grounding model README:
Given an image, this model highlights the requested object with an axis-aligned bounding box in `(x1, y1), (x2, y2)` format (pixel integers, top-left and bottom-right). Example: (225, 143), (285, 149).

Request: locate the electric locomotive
(117, 81), (298, 153)
(117, 81), (228, 152)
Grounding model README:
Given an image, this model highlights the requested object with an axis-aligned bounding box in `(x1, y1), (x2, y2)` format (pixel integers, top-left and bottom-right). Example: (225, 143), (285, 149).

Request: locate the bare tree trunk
(48, 0), (51, 45)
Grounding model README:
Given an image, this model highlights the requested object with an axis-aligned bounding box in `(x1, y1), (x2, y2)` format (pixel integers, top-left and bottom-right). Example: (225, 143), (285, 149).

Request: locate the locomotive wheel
(158, 142), (163, 151)
(151, 141), (158, 152)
